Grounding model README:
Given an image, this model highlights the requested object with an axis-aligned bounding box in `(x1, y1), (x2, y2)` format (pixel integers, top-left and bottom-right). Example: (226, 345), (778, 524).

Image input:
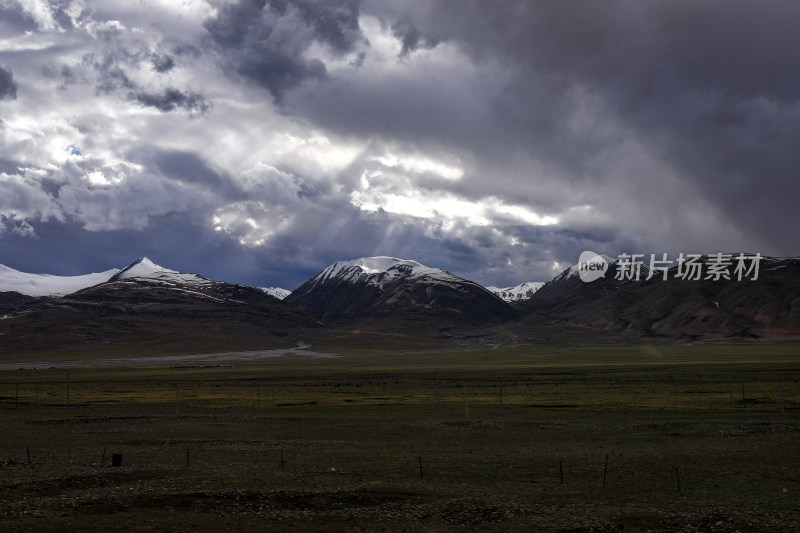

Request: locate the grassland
(1, 341), (800, 531)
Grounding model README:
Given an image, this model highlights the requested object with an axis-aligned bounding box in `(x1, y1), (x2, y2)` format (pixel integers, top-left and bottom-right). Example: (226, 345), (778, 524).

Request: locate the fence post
(742, 381), (746, 408)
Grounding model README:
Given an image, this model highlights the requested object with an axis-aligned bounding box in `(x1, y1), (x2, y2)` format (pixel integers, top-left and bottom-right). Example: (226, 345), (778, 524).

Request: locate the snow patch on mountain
(110, 258), (212, 286)
(310, 256), (474, 289)
(260, 287), (291, 300)
(487, 282), (545, 302)
(0, 264), (120, 297)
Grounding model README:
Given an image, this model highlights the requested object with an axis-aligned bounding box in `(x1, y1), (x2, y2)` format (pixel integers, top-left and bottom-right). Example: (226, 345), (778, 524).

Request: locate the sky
(0, 0), (798, 291)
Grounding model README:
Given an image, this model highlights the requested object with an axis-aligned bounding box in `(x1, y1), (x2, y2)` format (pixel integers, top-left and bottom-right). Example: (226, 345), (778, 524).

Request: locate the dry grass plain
(1, 341), (800, 532)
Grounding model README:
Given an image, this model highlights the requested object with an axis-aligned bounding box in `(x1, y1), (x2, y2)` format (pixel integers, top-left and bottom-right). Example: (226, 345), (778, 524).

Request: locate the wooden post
(15, 381), (19, 410)
(26, 445), (30, 464)
(280, 450), (285, 471)
(101, 448), (106, 466)
(257, 383), (261, 409)
(175, 383), (180, 415)
(186, 447), (190, 468)
(418, 456), (424, 479)
(742, 381), (746, 408)
(559, 460), (563, 484)
(603, 454), (608, 486)
(499, 378), (503, 407)
(675, 466), (681, 492)
(35, 382), (38, 408)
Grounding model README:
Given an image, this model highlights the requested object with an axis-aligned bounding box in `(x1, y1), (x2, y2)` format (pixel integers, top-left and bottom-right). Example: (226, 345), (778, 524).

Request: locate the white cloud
(14, 0), (58, 31)
(0, 0), (790, 288)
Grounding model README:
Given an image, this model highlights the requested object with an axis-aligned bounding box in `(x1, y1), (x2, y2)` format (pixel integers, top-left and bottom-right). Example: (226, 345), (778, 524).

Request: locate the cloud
(376, 0), (800, 255)
(0, 66), (17, 100)
(151, 54), (175, 73)
(391, 18), (441, 57)
(0, 0), (797, 290)
(203, 0), (363, 102)
(132, 88), (210, 113)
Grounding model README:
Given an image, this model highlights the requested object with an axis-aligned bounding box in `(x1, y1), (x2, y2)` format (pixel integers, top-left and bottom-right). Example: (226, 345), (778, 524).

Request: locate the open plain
(2, 341), (799, 532)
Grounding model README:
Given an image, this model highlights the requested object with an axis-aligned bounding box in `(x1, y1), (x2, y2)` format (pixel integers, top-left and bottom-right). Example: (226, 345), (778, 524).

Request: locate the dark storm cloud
(0, 215), (254, 282)
(203, 0), (362, 101)
(151, 54), (175, 73)
(270, 0), (362, 52)
(0, 2), (36, 34)
(48, 0), (76, 31)
(140, 147), (240, 200)
(3, 0), (799, 290)
(132, 88), (210, 114)
(0, 66), (18, 100)
(0, 158), (21, 175)
(373, 0), (800, 253)
(87, 52), (137, 94)
(391, 18), (441, 56)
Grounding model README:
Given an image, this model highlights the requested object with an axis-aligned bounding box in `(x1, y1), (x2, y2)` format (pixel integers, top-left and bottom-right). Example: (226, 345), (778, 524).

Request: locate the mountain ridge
(516, 254), (800, 339)
(284, 256), (518, 328)
(3, 253), (800, 348)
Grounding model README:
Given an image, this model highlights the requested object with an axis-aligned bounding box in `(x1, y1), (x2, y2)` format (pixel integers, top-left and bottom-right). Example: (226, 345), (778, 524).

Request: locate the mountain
(109, 257), (211, 285)
(516, 254), (800, 339)
(487, 281), (545, 302)
(0, 258), (322, 356)
(260, 287), (291, 300)
(0, 291), (45, 316)
(284, 256), (519, 329)
(0, 263), (120, 297)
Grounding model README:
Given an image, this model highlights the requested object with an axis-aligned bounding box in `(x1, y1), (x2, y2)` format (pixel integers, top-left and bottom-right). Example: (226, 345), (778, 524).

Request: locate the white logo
(577, 251), (609, 282)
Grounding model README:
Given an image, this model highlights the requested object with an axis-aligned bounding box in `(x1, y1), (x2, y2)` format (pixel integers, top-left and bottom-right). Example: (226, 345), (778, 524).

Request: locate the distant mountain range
(1, 253), (799, 357)
(486, 282), (545, 302)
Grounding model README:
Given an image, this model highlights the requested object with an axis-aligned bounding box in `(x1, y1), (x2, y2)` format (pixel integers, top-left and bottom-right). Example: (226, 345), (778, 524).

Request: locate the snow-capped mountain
(307, 257), (458, 288)
(2, 257), (322, 356)
(285, 256), (518, 327)
(110, 257), (212, 286)
(487, 282), (545, 302)
(260, 287), (291, 300)
(0, 263), (120, 297)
